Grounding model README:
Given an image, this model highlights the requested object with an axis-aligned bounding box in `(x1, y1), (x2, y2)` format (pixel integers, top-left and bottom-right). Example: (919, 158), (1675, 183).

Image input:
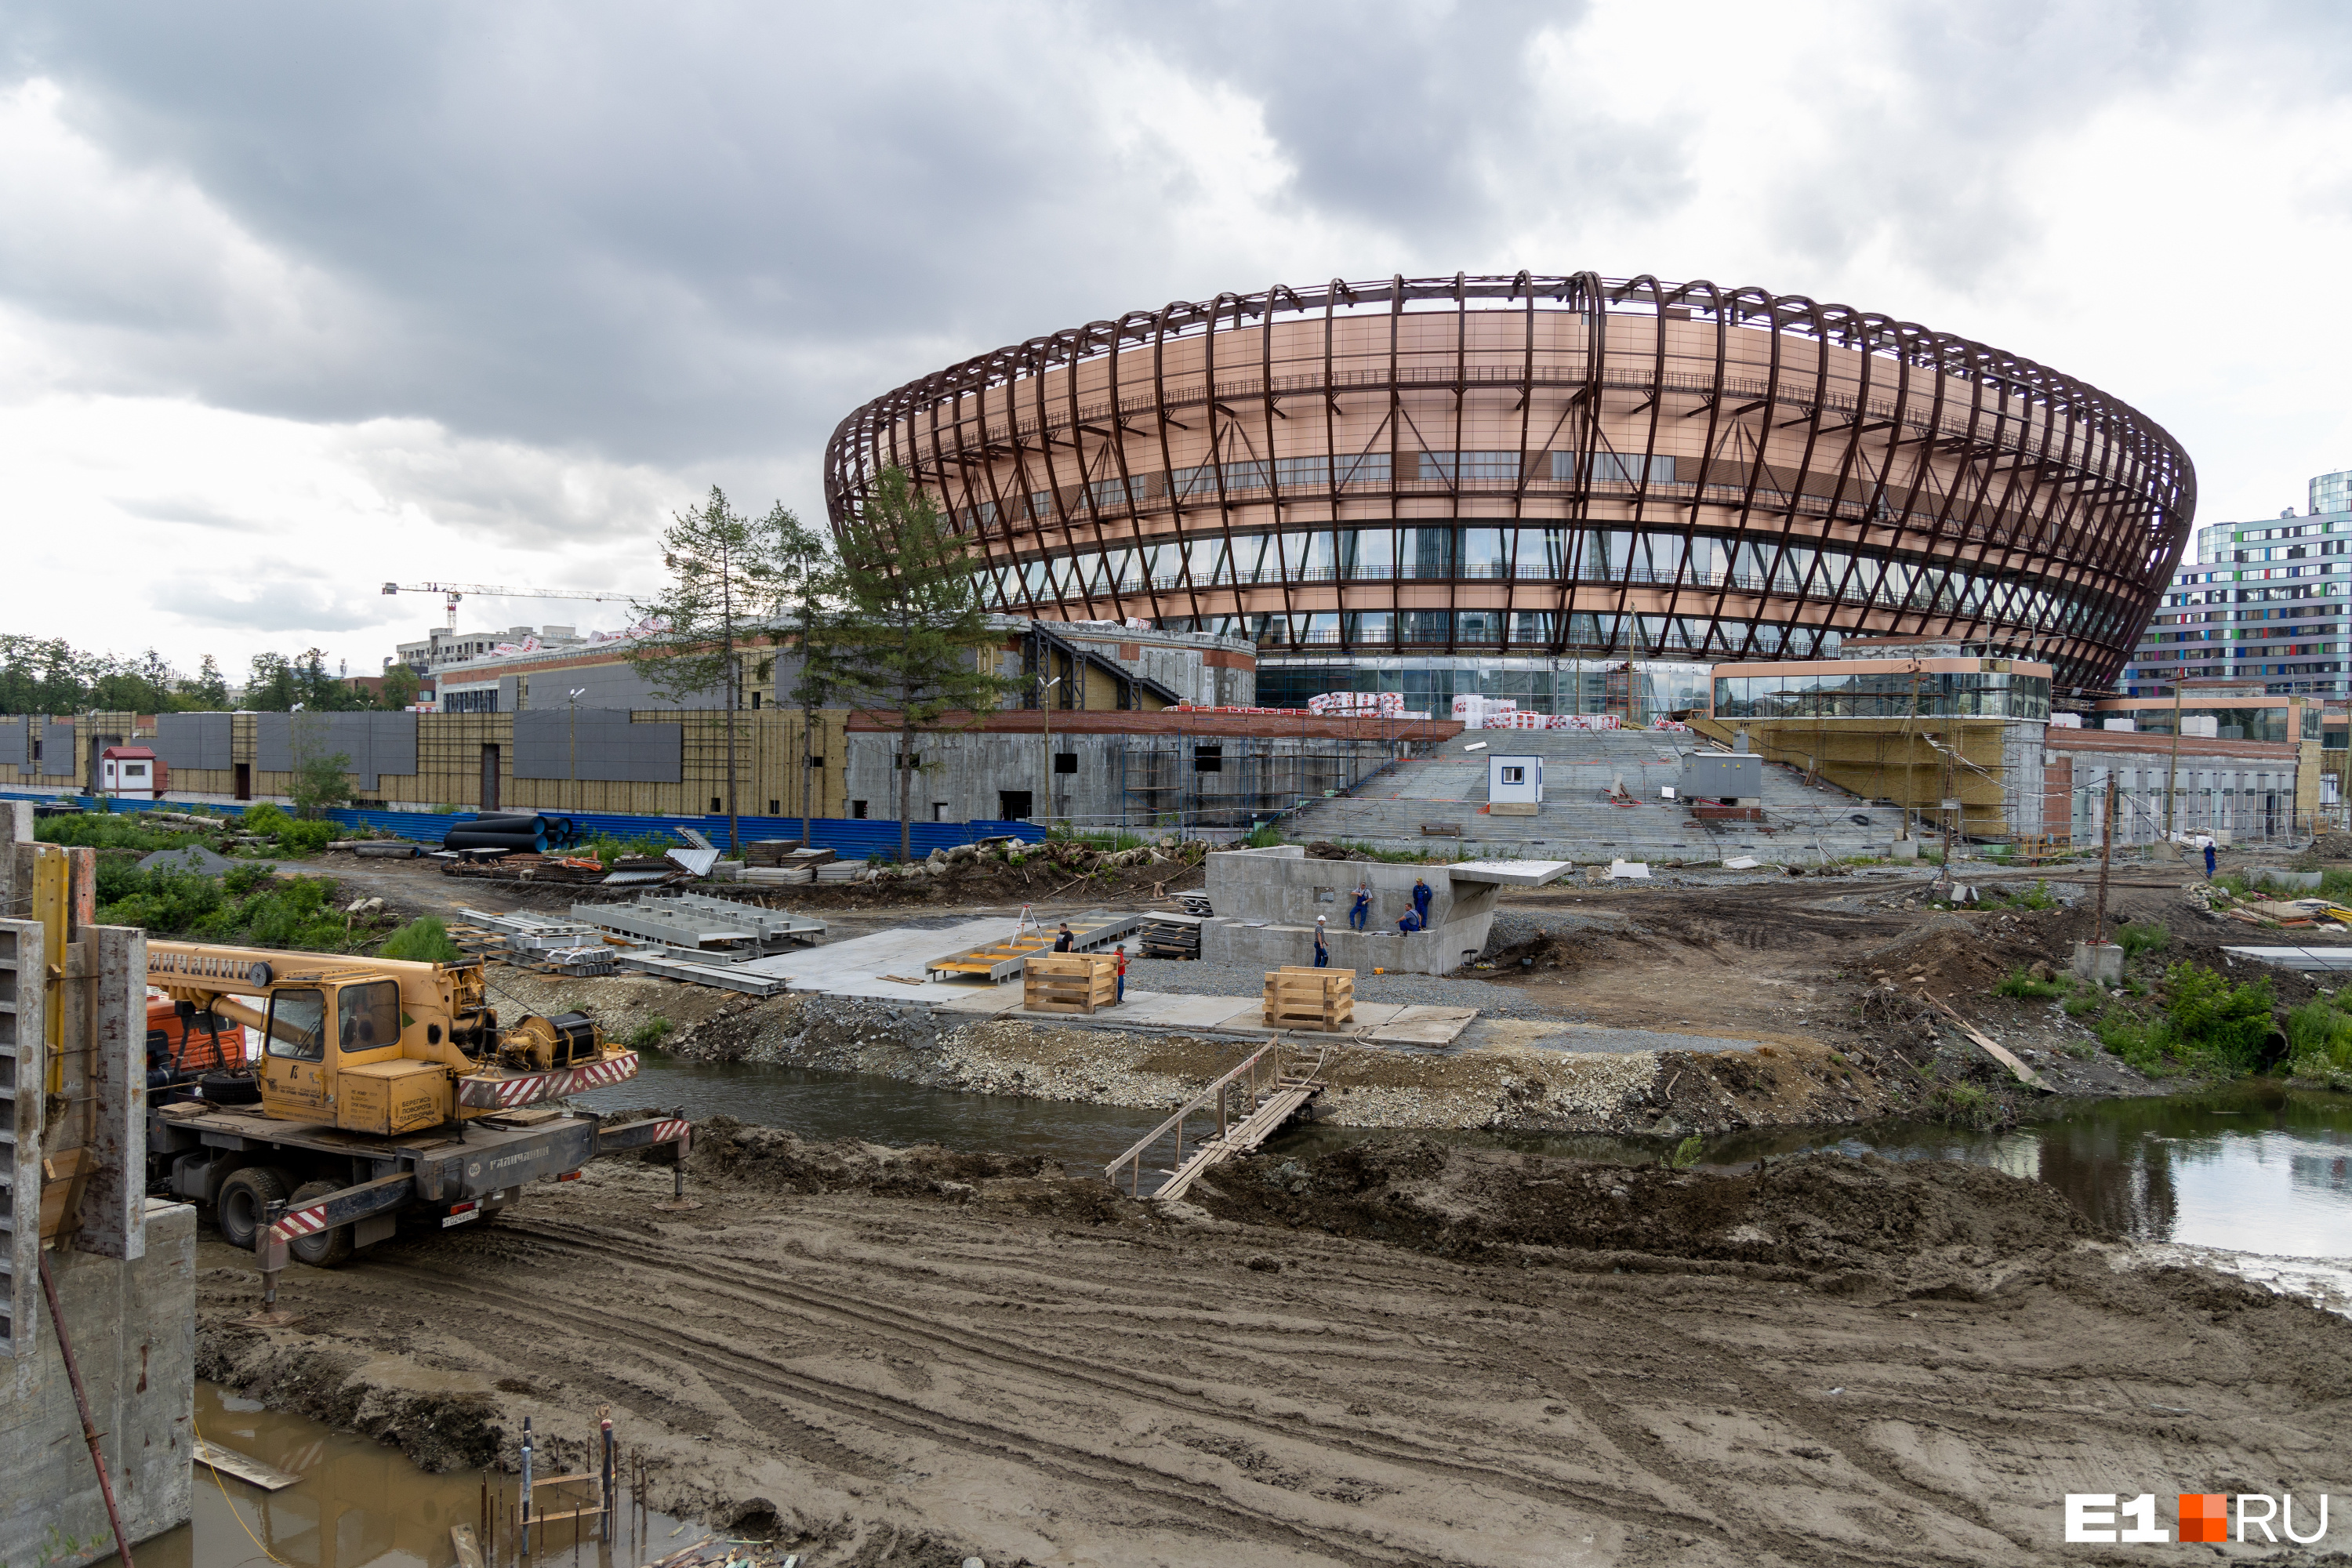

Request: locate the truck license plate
(441, 1210), (479, 1228)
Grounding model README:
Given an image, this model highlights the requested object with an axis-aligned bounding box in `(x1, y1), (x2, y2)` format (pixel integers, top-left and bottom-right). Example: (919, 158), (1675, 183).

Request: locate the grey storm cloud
(10, 0), (2347, 481)
(0, 2), (1689, 473)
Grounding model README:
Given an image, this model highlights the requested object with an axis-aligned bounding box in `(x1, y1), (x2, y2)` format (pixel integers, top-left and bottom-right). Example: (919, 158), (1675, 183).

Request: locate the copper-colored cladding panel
(823, 274), (2194, 689)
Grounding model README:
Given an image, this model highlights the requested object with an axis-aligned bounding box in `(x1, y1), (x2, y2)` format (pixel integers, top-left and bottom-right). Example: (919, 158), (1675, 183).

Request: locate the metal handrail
(1104, 1040), (1286, 1198)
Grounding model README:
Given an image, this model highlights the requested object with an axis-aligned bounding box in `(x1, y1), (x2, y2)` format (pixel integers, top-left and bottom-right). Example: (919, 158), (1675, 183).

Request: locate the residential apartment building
(2128, 467), (2352, 698)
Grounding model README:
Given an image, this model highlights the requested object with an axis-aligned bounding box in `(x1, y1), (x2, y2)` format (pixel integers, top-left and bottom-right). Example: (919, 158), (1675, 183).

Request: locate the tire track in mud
(506, 1210), (1675, 1526)
(499, 1201), (2017, 1568)
(388, 1250), (1435, 1566)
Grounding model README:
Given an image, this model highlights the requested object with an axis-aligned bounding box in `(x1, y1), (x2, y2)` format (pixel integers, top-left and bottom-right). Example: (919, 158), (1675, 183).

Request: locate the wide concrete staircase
(1281, 728), (1907, 864)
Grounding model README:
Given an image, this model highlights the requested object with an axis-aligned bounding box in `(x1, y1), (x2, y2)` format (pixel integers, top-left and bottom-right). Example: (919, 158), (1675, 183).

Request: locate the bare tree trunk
(725, 651), (741, 853)
(898, 699), (914, 865)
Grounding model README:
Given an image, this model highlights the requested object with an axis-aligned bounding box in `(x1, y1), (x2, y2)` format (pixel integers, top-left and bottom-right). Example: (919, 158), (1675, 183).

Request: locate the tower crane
(382, 580), (635, 630)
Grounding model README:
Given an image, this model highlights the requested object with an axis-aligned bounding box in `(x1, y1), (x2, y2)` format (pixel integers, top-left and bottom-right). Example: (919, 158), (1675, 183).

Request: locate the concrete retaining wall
(1196, 846), (1497, 975)
(2, 1201), (195, 1567)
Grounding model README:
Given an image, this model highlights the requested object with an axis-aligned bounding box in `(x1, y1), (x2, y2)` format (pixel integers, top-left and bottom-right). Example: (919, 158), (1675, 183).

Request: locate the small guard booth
(100, 744), (169, 800)
(1488, 753), (1541, 816)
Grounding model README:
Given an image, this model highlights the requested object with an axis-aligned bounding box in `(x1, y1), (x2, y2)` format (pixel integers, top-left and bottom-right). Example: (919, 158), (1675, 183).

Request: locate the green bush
(223, 862), (278, 896)
(2158, 961), (2274, 1073)
(96, 863), (354, 952)
(2061, 989), (2100, 1018)
(2284, 993), (2352, 1087)
(1242, 823), (1284, 848)
(583, 833), (678, 867)
(1997, 967), (2067, 1000)
(625, 1017), (674, 1051)
(379, 916), (462, 964)
(2096, 1007), (2165, 1073)
(2118, 920), (2171, 960)
(242, 803), (292, 837)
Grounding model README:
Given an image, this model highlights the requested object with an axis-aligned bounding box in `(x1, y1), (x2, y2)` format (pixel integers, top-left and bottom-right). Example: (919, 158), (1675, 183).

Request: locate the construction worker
(1053, 922), (1074, 953)
(1411, 876), (1433, 926)
(1113, 942), (1128, 1002)
(1313, 917), (1330, 967)
(1397, 908), (1425, 934)
(1348, 884), (1371, 931)
(2204, 837), (2218, 880)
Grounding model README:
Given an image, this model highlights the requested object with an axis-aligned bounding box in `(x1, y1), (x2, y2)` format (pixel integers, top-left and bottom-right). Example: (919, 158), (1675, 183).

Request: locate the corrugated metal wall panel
(0, 791), (1044, 858)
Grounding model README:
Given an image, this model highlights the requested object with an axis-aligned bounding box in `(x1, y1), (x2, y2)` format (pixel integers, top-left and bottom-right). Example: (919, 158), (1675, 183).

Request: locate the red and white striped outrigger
(456, 1050), (642, 1110)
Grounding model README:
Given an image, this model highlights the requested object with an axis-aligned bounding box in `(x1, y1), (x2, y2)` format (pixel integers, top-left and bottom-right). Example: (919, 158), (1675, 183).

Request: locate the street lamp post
(568, 688), (586, 812)
(1039, 673), (1063, 828)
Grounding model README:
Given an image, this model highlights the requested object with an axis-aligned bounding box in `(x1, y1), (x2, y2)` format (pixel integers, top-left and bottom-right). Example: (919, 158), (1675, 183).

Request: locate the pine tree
(832, 467), (1014, 863)
(626, 487), (797, 851)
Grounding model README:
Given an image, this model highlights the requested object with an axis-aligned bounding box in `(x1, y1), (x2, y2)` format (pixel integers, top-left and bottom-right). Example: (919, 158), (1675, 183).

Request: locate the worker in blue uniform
(1411, 877), (1433, 926)
(1313, 917), (1330, 967)
(1348, 884), (1371, 931)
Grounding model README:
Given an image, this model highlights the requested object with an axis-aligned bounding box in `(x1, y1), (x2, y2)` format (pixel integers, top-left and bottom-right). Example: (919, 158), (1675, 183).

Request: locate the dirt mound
(1854, 907), (2085, 996)
(1192, 1140), (2099, 1289)
(1481, 925), (1613, 975)
(684, 1115), (1053, 1195)
(758, 839), (1208, 909)
(2299, 830), (2352, 865)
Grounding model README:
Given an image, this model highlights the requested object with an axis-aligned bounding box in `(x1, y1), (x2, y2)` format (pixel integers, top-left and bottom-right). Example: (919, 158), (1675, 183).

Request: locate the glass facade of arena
(1711, 668), (2051, 720)
(828, 273), (2194, 696)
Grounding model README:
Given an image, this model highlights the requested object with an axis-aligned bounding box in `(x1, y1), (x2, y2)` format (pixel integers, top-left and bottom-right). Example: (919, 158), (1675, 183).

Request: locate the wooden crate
(1263, 967), (1355, 1031)
(1023, 953), (1118, 1014)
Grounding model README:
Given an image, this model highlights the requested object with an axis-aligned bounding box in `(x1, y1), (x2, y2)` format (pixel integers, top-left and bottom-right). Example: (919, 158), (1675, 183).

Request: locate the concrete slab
(740, 918), (1007, 982)
(1366, 1006), (1479, 1046)
(2224, 945), (2352, 971)
(1446, 859), (1574, 887)
(931, 987), (1033, 1016)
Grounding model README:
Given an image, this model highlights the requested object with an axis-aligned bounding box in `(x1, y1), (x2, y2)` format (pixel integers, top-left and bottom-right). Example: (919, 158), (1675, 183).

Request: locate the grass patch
(379, 916), (462, 964)
(36, 812), (198, 853)
(2061, 989), (2101, 1018)
(2286, 993), (2352, 1087)
(95, 862), (363, 952)
(582, 832), (678, 866)
(2118, 920), (2171, 960)
(625, 1017), (674, 1051)
(1984, 878), (2057, 912)
(1996, 967), (2067, 1000)
(1922, 1080), (2005, 1131)
(1242, 823), (1284, 848)
(1047, 825), (1151, 853)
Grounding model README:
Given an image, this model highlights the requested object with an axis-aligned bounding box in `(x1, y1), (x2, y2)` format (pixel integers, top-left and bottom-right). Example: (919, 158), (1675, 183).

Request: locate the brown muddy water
(142, 1384), (690, 1568)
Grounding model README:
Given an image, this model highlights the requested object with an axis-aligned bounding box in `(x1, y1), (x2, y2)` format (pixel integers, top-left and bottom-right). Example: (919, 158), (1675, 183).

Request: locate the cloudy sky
(5, 0), (2350, 681)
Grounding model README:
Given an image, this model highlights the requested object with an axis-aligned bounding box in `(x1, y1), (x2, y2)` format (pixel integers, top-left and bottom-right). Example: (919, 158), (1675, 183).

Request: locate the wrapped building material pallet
(1023, 953), (1118, 1014)
(1263, 967), (1355, 1031)
(1139, 915), (1202, 959)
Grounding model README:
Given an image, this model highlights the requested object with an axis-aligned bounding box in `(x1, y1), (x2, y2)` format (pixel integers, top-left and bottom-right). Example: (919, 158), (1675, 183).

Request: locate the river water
(578, 1054), (2352, 1262)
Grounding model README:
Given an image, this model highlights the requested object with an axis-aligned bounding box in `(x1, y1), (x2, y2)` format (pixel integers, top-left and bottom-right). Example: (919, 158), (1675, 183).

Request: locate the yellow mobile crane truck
(143, 939), (681, 1266)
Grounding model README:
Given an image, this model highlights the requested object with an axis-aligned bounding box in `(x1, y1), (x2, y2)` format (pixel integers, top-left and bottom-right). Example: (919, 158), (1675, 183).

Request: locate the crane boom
(382, 580), (634, 629)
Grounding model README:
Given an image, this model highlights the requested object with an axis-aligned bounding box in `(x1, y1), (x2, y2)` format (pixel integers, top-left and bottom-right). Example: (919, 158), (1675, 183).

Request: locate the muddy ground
(196, 1127), (2352, 1567)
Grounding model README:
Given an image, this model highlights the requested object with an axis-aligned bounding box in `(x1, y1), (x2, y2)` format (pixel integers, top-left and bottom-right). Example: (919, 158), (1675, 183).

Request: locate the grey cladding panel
(514, 710), (681, 782)
(0, 716), (23, 768)
(256, 713), (391, 789)
(154, 713), (233, 771)
(369, 713), (417, 779)
(40, 723), (75, 775)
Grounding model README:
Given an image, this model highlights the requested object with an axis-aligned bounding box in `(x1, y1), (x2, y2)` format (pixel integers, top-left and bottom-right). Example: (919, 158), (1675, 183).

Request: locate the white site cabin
(1487, 753), (1541, 817)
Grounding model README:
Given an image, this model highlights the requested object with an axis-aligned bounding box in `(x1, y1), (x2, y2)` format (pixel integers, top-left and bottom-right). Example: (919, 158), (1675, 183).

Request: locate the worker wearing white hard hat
(1313, 916), (1330, 969)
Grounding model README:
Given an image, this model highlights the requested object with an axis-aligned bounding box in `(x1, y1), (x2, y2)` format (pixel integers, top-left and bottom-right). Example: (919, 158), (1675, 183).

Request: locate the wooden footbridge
(1105, 1040), (1326, 1201)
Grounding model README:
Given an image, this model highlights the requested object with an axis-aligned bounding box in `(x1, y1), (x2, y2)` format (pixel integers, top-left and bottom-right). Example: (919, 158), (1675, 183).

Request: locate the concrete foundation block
(2, 1202), (195, 1567)
(1887, 839), (1918, 861)
(2071, 942), (2126, 986)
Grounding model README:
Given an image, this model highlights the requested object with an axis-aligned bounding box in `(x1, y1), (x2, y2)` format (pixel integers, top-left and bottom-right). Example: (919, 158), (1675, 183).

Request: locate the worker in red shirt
(1113, 943), (1128, 1003)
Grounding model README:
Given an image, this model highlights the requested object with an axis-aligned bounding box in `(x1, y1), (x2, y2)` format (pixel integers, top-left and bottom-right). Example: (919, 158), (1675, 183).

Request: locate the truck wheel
(216, 1167), (291, 1250)
(285, 1181), (354, 1269)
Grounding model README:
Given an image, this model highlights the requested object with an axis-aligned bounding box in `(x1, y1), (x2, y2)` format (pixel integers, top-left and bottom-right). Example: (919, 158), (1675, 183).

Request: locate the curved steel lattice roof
(824, 272), (2194, 688)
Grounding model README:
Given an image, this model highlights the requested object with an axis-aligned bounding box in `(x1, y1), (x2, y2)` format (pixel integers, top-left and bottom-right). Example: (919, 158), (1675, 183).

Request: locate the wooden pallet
(1263, 967), (1355, 1031)
(1024, 953), (1118, 1014)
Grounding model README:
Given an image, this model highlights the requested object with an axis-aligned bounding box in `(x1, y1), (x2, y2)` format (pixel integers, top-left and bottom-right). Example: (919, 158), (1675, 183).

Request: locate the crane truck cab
(143, 938), (672, 1269)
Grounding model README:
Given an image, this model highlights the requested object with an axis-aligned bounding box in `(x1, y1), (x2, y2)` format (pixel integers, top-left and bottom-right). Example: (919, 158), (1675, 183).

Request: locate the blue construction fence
(2, 791), (1046, 861)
